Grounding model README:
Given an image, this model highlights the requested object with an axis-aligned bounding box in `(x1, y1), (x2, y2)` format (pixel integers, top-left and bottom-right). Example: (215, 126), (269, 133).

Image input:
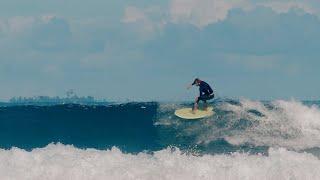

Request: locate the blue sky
(1, 0), (320, 101)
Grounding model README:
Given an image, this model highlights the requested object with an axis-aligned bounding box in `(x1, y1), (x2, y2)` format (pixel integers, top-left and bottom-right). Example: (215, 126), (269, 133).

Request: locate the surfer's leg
(210, 94), (215, 100)
(203, 101), (208, 110)
(201, 95), (214, 110)
(193, 97), (199, 112)
(197, 96), (207, 110)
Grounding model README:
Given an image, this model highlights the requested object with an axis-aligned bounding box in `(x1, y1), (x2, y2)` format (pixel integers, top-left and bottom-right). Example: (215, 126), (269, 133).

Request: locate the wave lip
(0, 144), (320, 180)
(221, 99), (320, 150)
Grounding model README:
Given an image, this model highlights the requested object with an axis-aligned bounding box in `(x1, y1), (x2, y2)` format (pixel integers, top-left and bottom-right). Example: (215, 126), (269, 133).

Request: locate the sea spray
(0, 144), (319, 180)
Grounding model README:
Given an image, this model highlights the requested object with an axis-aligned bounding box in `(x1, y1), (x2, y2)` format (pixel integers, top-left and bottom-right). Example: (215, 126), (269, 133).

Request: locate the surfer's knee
(195, 97), (200, 103)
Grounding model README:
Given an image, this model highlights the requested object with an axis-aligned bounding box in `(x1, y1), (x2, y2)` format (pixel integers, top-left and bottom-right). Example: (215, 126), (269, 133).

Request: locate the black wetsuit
(197, 81), (214, 103)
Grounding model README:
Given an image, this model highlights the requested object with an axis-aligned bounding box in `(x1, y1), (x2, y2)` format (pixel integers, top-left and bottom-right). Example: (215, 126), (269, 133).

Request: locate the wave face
(0, 103), (159, 152)
(1, 99), (320, 179)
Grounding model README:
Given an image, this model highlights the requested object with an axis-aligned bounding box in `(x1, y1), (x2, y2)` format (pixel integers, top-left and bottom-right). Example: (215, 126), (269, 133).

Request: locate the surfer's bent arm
(199, 89), (203, 97)
(199, 86), (207, 97)
(208, 86), (213, 94)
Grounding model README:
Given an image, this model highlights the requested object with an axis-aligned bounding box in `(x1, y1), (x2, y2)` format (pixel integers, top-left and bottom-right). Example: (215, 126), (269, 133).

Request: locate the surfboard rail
(174, 107), (214, 120)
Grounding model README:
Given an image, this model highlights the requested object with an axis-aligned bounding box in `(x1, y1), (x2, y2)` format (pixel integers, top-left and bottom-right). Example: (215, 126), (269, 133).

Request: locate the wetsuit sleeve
(208, 85), (213, 94)
(199, 88), (203, 96)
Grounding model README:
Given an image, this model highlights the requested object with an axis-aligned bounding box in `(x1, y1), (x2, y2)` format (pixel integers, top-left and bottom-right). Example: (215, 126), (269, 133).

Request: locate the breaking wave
(218, 99), (320, 150)
(0, 144), (319, 180)
(156, 99), (320, 151)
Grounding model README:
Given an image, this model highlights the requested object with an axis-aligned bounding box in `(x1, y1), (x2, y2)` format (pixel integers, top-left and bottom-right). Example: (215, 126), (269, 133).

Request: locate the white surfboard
(174, 107), (214, 120)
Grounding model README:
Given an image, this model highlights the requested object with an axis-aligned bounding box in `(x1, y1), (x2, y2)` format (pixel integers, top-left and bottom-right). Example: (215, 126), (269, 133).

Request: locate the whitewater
(1, 99), (320, 179)
(1, 144), (320, 180)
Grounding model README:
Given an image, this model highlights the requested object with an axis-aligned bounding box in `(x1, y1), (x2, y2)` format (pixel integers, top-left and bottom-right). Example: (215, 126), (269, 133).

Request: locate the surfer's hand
(187, 84), (192, 89)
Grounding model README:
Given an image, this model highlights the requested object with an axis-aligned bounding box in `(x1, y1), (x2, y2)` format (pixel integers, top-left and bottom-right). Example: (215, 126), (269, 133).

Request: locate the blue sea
(1, 99), (320, 179)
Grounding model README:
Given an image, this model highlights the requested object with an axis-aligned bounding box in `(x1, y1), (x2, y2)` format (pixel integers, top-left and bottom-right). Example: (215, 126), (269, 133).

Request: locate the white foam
(0, 144), (320, 180)
(220, 99), (320, 150)
(154, 103), (184, 126)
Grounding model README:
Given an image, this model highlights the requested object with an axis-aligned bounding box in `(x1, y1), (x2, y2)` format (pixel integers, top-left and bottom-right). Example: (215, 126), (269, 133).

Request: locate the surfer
(188, 78), (214, 111)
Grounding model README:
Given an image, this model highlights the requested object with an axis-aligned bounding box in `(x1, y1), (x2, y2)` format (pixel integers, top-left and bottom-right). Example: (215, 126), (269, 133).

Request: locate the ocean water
(0, 99), (320, 180)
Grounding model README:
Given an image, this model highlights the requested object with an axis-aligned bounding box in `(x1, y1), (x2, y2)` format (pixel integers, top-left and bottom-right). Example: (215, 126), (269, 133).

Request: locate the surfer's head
(192, 78), (201, 86)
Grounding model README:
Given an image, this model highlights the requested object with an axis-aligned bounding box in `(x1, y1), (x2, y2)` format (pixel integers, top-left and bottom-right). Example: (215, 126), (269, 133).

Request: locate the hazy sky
(1, 0), (320, 101)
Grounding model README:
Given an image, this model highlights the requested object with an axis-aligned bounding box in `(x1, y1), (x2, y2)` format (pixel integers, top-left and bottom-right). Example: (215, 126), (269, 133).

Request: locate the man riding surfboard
(188, 78), (214, 112)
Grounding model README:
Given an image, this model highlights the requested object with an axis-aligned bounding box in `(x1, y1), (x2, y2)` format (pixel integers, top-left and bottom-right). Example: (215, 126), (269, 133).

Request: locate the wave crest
(220, 99), (320, 150)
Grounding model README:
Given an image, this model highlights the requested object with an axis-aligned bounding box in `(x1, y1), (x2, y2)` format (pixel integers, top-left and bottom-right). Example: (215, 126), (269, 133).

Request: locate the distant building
(9, 91), (99, 105)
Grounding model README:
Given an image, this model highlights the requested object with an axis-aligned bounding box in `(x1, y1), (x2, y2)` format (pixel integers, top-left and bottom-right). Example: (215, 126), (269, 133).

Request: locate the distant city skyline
(1, 0), (320, 101)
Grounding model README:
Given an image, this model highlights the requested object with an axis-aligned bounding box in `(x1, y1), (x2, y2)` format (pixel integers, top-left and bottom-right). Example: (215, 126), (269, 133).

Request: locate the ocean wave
(155, 99), (320, 151)
(216, 99), (320, 150)
(1, 99), (320, 153)
(0, 143), (319, 180)
(0, 103), (159, 151)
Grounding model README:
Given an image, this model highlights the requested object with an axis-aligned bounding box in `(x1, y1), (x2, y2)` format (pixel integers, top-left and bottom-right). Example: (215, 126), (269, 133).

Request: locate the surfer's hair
(192, 78), (200, 85)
